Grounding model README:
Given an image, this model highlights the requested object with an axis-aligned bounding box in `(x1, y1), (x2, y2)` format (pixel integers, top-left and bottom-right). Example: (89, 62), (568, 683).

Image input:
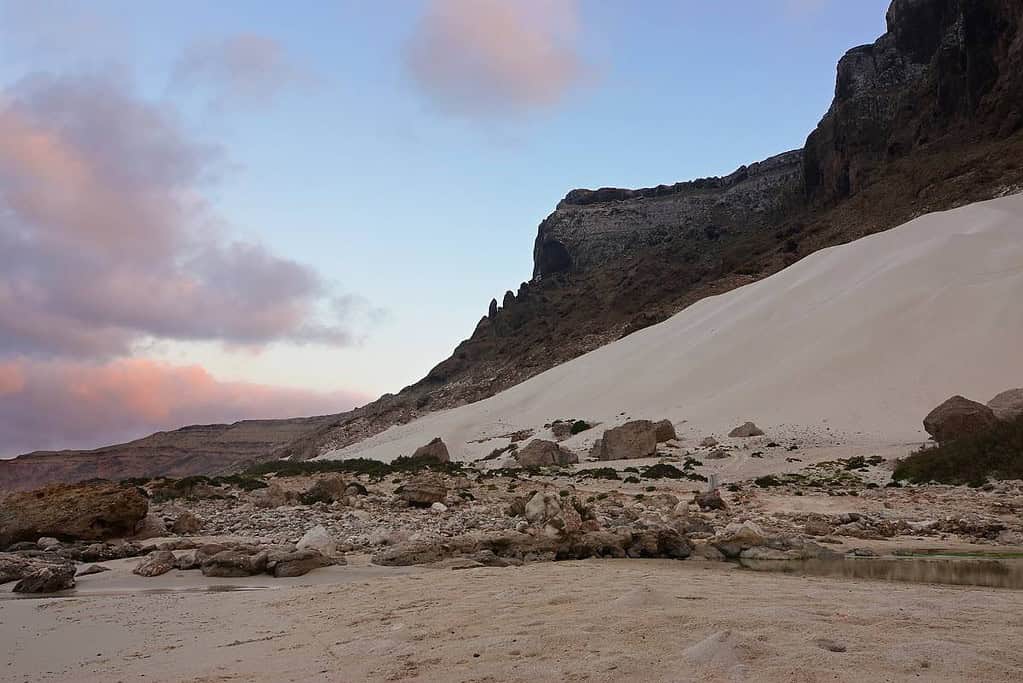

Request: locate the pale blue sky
(0, 0), (891, 405)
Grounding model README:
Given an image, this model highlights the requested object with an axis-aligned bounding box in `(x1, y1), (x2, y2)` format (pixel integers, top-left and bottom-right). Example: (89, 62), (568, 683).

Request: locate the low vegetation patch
(893, 415), (1023, 485)
(246, 457), (464, 479)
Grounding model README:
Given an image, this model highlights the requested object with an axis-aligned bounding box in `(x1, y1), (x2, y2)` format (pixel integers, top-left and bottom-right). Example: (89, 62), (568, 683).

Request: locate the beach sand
(4, 555), (1023, 682)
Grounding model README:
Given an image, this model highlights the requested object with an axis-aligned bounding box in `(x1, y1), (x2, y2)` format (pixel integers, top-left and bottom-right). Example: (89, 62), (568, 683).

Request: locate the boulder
(133, 513), (169, 541)
(400, 474), (448, 507)
(923, 395), (998, 442)
(371, 539), (454, 566)
(296, 525), (339, 559)
(654, 420), (677, 443)
(694, 489), (727, 511)
(410, 437), (450, 464)
(13, 562), (76, 593)
(0, 482), (148, 547)
(524, 492), (562, 526)
(988, 389), (1023, 421)
(728, 422), (765, 438)
(0, 553), (35, 585)
(174, 550), (200, 571)
(515, 439), (579, 468)
(699, 437), (719, 448)
(76, 564), (110, 577)
(712, 521), (768, 558)
(301, 475), (347, 505)
(249, 483), (293, 509)
(598, 420), (658, 460)
(266, 548), (337, 577)
(36, 537), (61, 550)
(200, 549), (268, 577)
(133, 550), (178, 577)
(170, 511), (203, 535)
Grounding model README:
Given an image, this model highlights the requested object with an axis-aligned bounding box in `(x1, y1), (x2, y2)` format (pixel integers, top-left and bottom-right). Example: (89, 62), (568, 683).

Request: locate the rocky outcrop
(923, 395), (999, 442)
(988, 388), (1023, 421)
(534, 151), (805, 278)
(0, 482), (148, 547)
(133, 550), (178, 577)
(598, 421), (658, 461)
(804, 0), (1023, 202)
(300, 475), (347, 505)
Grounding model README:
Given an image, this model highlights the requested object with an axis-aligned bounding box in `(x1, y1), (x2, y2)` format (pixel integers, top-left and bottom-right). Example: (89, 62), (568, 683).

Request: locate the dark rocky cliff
(4, 0), (1022, 489)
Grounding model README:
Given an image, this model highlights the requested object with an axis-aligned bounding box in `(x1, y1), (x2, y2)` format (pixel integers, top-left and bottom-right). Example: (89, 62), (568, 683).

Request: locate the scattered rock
(923, 395), (998, 442)
(76, 564), (110, 577)
(301, 475), (347, 505)
(515, 439), (579, 468)
(296, 525), (339, 559)
(13, 562), (76, 593)
(700, 437), (719, 447)
(524, 492), (562, 526)
(133, 513), (169, 540)
(372, 539), (453, 566)
(431, 502), (448, 513)
(598, 420), (657, 460)
(410, 437), (450, 464)
(653, 419), (677, 443)
(248, 483), (294, 509)
(36, 537), (61, 550)
(814, 638), (847, 653)
(170, 511), (203, 535)
(988, 388), (1023, 421)
(728, 422), (765, 438)
(694, 489), (727, 511)
(266, 548), (337, 577)
(400, 474), (448, 507)
(133, 550), (178, 577)
(705, 448), (731, 459)
(201, 549), (268, 577)
(0, 482), (149, 547)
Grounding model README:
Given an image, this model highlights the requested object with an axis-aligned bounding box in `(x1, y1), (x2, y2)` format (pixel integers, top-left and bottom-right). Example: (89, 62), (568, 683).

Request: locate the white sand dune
(324, 193), (1023, 463)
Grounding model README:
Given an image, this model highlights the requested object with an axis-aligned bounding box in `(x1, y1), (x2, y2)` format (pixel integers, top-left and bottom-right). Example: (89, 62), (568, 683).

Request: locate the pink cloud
(172, 33), (310, 106)
(0, 358), (369, 457)
(0, 72), (371, 358)
(404, 0), (591, 116)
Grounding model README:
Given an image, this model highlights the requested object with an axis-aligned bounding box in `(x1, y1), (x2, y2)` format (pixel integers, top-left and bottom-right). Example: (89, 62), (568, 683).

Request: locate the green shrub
(642, 463), (684, 479)
(578, 467), (620, 481)
(570, 420), (592, 435)
(893, 415), (1023, 485)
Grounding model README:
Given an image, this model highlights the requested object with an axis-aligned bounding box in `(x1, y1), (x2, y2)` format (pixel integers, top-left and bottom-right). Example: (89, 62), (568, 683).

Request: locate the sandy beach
(3, 554), (1023, 683)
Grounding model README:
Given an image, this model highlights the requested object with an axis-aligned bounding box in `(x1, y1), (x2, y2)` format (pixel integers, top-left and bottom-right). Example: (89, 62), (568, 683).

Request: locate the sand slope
(325, 193), (1023, 463)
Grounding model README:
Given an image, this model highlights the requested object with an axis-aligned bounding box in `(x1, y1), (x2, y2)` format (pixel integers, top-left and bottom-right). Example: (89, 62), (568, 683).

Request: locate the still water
(740, 556), (1023, 589)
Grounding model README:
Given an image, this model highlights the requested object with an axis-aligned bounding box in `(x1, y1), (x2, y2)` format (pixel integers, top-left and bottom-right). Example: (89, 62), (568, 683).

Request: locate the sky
(0, 0), (892, 456)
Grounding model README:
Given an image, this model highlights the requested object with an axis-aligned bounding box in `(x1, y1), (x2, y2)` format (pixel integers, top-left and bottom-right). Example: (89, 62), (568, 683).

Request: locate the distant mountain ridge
(3, 0), (1021, 491)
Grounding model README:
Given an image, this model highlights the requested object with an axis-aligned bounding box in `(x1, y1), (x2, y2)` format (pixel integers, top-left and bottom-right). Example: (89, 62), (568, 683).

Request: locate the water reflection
(740, 557), (1023, 589)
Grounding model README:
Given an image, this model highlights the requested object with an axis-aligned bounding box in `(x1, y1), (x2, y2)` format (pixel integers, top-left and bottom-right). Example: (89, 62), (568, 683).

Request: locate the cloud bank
(0, 51), (373, 455)
(404, 0), (591, 117)
(0, 72), (361, 358)
(0, 358), (368, 457)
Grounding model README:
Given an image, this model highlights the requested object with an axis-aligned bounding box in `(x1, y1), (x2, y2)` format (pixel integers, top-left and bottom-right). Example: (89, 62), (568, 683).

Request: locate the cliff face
(4, 0), (1022, 489)
(534, 151), (805, 279)
(804, 0), (1023, 201)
